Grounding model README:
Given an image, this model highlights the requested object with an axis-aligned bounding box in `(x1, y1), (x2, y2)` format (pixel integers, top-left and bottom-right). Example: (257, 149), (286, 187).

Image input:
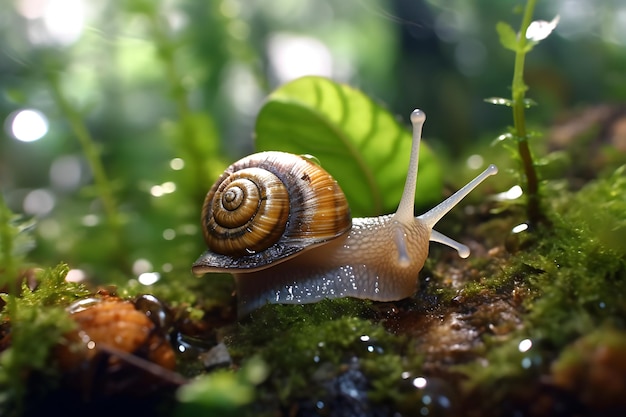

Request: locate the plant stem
(511, 0), (548, 226)
(47, 72), (129, 269)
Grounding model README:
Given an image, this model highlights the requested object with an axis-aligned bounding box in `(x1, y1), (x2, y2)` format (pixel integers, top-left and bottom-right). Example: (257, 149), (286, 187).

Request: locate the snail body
(192, 110), (498, 316)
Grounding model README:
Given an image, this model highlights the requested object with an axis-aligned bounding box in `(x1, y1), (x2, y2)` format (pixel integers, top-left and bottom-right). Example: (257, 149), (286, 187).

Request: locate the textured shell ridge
(197, 151), (351, 270)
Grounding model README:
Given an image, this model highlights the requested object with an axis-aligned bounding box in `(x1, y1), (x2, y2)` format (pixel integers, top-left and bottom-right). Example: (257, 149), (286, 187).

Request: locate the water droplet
(512, 223), (529, 234)
(138, 272), (160, 286)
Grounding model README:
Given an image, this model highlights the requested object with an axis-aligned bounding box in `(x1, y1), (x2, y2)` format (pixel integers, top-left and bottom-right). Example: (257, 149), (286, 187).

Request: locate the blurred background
(1, 0), (625, 285)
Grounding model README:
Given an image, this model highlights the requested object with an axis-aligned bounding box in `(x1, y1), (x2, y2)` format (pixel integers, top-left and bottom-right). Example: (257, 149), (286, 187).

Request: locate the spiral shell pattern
(199, 151), (351, 267)
(204, 167), (290, 256)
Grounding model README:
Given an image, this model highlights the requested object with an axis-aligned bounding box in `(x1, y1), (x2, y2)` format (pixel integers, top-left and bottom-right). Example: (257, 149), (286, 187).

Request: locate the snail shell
(199, 151), (351, 270)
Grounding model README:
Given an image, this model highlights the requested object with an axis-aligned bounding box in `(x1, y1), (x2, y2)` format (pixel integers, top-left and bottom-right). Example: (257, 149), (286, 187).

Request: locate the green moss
(0, 264), (90, 415)
(459, 166), (626, 407)
(523, 166), (626, 343)
(120, 272), (235, 321)
(2, 264), (91, 313)
(1, 201), (92, 414)
(227, 299), (420, 411)
(455, 274), (507, 299)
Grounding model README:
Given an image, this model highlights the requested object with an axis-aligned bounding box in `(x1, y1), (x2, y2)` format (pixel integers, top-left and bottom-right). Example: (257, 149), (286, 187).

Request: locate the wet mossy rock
(226, 300), (422, 414)
(453, 166), (626, 415)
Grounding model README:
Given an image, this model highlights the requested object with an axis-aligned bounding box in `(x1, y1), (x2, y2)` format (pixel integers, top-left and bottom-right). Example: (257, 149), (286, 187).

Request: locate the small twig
(97, 343), (188, 386)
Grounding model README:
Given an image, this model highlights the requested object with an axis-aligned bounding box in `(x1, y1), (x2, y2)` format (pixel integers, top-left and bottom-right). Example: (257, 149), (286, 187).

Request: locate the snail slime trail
(192, 109), (498, 317)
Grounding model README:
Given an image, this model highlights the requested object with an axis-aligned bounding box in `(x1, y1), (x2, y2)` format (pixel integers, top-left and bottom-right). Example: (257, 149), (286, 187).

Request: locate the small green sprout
(486, 0), (559, 226)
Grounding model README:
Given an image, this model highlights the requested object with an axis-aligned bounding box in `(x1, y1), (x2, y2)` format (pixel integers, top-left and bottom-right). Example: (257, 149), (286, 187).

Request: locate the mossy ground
(1, 164), (626, 416)
(208, 163), (626, 416)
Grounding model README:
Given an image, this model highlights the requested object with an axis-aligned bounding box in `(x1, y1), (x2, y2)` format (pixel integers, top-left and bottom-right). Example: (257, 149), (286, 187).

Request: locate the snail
(192, 109), (498, 316)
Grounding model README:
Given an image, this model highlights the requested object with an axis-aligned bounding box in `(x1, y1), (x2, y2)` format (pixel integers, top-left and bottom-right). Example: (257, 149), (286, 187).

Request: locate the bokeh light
(267, 33), (333, 83)
(8, 109), (49, 142)
(17, 0), (86, 46)
(150, 181), (177, 197)
(170, 158), (185, 170)
(65, 268), (87, 283)
(50, 155), (86, 191)
(22, 189), (55, 216)
(466, 154), (484, 170)
(132, 258), (153, 275)
(138, 272), (161, 285)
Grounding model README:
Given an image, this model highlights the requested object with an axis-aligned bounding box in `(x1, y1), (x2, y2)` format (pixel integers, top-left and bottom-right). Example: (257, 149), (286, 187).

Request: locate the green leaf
(255, 76), (442, 217)
(496, 22), (519, 52)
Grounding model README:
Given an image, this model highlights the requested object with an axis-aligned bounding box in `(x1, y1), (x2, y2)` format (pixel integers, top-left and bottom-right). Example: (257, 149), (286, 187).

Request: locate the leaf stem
(511, 0), (548, 226)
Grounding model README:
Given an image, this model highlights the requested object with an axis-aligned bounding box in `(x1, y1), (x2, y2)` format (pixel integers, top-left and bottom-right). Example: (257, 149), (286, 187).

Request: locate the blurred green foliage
(175, 357), (268, 417)
(0, 0), (625, 286)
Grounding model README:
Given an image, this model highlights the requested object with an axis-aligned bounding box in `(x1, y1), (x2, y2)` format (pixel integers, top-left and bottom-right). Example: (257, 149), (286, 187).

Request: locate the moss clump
(120, 272), (236, 323)
(0, 264), (90, 416)
(458, 166), (626, 414)
(1, 264), (91, 312)
(523, 165), (626, 345)
(227, 299), (422, 414)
